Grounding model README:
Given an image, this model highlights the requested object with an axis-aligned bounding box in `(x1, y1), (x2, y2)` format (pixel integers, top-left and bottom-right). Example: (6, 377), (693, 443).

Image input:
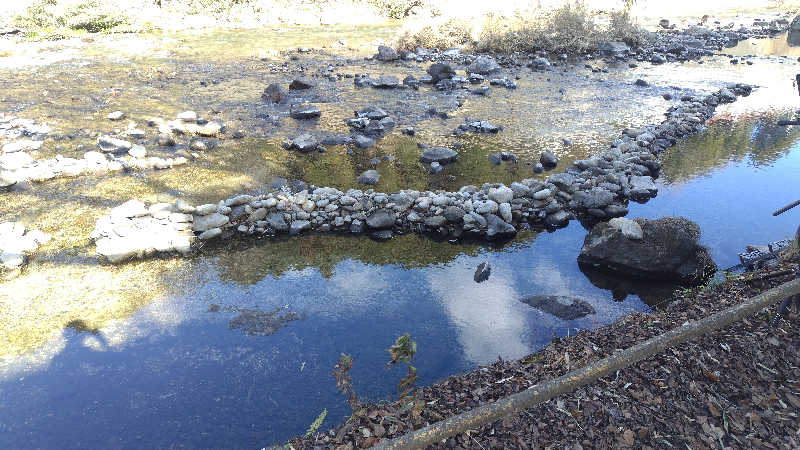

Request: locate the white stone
(129, 145), (147, 158)
(177, 111), (197, 123)
(488, 186), (513, 204)
(0, 252), (24, 269)
(107, 111), (126, 121)
(194, 204), (217, 215)
(533, 189), (552, 200)
(0, 152), (34, 170)
(110, 200), (148, 219)
(2, 140), (43, 153)
(499, 202), (512, 223)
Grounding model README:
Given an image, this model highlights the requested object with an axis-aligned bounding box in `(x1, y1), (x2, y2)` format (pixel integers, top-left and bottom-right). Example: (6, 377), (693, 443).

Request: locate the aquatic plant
(332, 353), (360, 412)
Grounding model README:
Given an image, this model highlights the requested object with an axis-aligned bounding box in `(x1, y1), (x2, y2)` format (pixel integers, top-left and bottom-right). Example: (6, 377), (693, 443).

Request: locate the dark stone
(262, 83), (285, 103)
(634, 78), (649, 87)
(366, 209), (396, 229)
(488, 153), (502, 165)
(427, 63), (455, 82)
(289, 78), (314, 90)
(290, 104), (321, 120)
(424, 215), (447, 228)
(539, 151), (558, 168)
(473, 262), (491, 283)
(376, 45), (399, 61)
(370, 230), (394, 241)
(290, 220), (311, 235)
(519, 295), (596, 320)
(577, 217), (716, 284)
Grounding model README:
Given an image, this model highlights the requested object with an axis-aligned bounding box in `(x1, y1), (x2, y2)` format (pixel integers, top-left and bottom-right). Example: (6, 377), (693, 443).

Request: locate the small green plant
(304, 409), (327, 437)
(332, 353), (359, 412)
(386, 333), (418, 398)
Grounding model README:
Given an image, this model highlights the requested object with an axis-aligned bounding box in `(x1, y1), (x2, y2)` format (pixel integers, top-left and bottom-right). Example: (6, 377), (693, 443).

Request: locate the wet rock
(366, 209), (395, 229)
(485, 214), (516, 240)
(97, 135), (132, 153)
(227, 307), (305, 336)
(373, 75), (399, 88)
(289, 78), (315, 90)
(578, 216), (715, 284)
(376, 45), (399, 61)
(474, 262), (491, 283)
(651, 54), (667, 64)
(519, 295), (596, 320)
(629, 175), (657, 201)
(634, 79), (649, 87)
(429, 161), (442, 174)
(420, 147), (458, 164)
(659, 18), (671, 29)
(352, 134), (375, 149)
(370, 230), (393, 241)
(262, 83), (285, 103)
(402, 75), (419, 89)
(189, 138), (217, 151)
(424, 215), (447, 228)
(531, 57), (551, 70)
(467, 56), (501, 75)
(198, 228), (222, 240)
(357, 169), (380, 185)
(288, 133), (321, 153)
(290, 104), (321, 120)
(427, 63), (455, 82)
(539, 151), (558, 169)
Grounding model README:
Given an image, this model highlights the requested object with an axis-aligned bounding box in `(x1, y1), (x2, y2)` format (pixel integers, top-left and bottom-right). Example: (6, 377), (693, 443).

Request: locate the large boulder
(577, 217), (716, 284)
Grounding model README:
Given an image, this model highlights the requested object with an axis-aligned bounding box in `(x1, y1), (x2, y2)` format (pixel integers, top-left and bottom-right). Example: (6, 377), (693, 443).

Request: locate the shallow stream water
(1, 28), (799, 448)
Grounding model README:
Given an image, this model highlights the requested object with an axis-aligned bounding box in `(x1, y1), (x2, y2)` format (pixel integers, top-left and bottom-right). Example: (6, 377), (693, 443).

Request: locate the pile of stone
(0, 221), (50, 272)
(454, 119), (502, 135)
(91, 85), (753, 264)
(0, 114), (51, 142)
(148, 111), (225, 137)
(344, 106), (395, 140)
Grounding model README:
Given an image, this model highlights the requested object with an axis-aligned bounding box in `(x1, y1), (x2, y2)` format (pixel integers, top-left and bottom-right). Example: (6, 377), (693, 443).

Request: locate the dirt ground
(287, 256), (800, 449)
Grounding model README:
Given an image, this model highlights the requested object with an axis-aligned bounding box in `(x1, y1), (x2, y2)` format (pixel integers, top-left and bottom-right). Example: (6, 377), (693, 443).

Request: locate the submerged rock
(474, 262), (491, 283)
(290, 104), (321, 120)
(577, 217), (716, 284)
(519, 295), (596, 320)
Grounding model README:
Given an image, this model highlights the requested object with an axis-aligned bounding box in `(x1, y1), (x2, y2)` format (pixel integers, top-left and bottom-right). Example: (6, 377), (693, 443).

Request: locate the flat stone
(420, 147), (458, 164)
(290, 104), (321, 120)
(177, 111), (198, 123)
(110, 200), (148, 218)
(289, 78), (315, 90)
(107, 111), (125, 121)
(193, 213), (229, 232)
(2, 140), (43, 153)
(196, 121), (224, 137)
(353, 134), (375, 149)
(0, 152), (34, 170)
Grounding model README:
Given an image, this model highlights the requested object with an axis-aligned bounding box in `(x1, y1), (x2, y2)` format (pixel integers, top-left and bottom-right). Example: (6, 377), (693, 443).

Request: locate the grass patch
(397, 2), (650, 55)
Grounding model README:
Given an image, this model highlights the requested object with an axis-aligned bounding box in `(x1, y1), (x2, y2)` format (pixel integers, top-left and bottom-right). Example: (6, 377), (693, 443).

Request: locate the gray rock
(193, 213), (229, 232)
(519, 295), (596, 320)
(2, 140), (43, 153)
(443, 206), (466, 222)
(598, 41), (630, 56)
(290, 133), (320, 152)
(353, 135), (375, 149)
(376, 45), (399, 61)
(197, 120), (224, 137)
(545, 210), (570, 227)
(290, 104), (321, 120)
(467, 56), (501, 75)
(577, 217), (715, 284)
(357, 169), (380, 185)
(262, 83), (285, 103)
(198, 228), (222, 240)
(424, 215), (447, 228)
(485, 214), (516, 239)
(366, 209), (395, 229)
(177, 111), (198, 122)
(290, 220), (311, 235)
(373, 75), (399, 88)
(267, 212), (288, 232)
(420, 147), (458, 164)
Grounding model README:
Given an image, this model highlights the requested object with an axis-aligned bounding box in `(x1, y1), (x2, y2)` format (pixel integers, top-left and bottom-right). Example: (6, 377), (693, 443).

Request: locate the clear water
(2, 29), (800, 449)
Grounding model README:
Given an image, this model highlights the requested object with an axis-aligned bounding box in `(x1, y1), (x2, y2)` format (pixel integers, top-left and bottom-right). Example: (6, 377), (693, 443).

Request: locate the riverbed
(1, 26), (799, 448)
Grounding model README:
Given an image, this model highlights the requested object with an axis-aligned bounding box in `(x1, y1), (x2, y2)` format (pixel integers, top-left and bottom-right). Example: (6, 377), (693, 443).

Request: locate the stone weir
(90, 84), (752, 264)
